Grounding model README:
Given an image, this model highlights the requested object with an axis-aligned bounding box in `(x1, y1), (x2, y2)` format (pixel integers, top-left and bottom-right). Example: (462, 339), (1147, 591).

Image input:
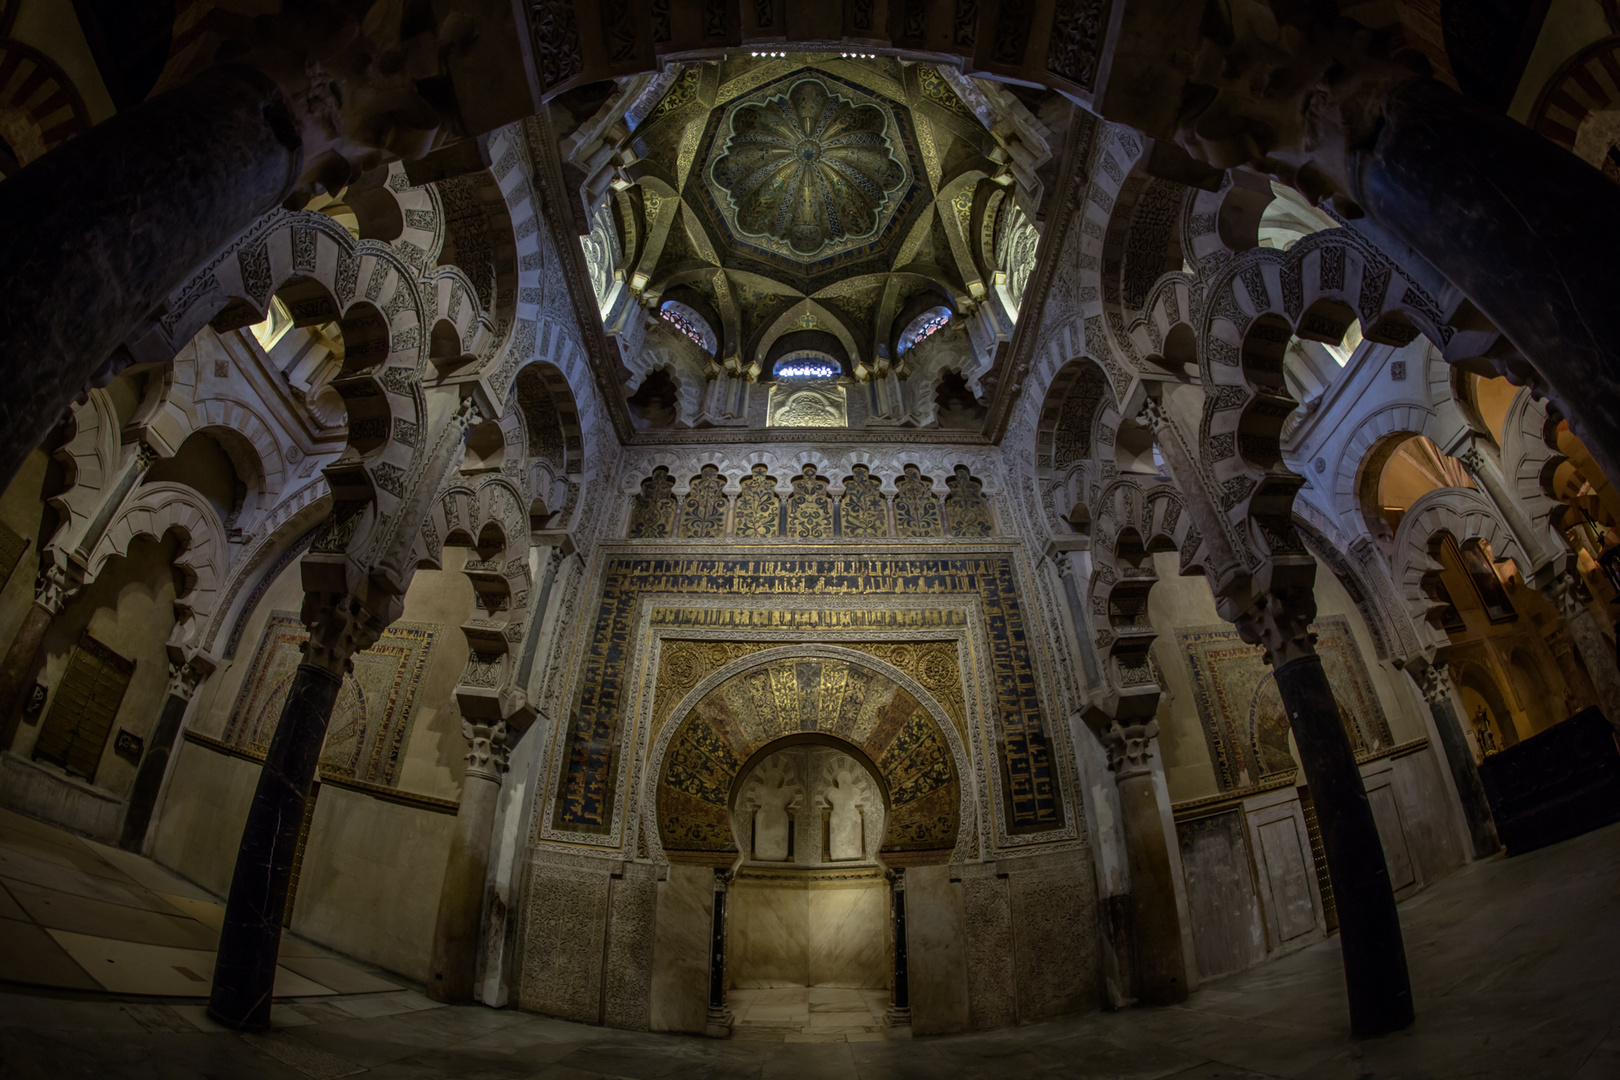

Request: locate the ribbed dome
(710, 78), (907, 256)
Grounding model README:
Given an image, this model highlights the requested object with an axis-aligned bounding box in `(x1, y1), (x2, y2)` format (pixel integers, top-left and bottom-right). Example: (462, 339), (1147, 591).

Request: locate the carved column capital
(1135, 396), (1168, 434)
(460, 717), (509, 782)
(299, 589), (391, 679)
(1454, 443), (1488, 476)
(1415, 663), (1455, 706)
(33, 563), (80, 616)
(884, 866), (907, 891)
(455, 395), (487, 434)
(1102, 718), (1159, 780)
(1543, 567), (1590, 621)
(1232, 587), (1319, 668)
(165, 658), (212, 701)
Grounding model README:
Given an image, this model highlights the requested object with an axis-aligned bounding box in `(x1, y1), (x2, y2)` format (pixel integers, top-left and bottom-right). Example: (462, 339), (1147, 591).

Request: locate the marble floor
(1, 809), (1617, 1079)
(729, 987), (891, 1041)
(0, 806), (401, 1004)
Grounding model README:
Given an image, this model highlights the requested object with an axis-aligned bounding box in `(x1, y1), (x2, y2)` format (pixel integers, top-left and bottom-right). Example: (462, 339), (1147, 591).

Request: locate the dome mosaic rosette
(710, 78), (907, 256)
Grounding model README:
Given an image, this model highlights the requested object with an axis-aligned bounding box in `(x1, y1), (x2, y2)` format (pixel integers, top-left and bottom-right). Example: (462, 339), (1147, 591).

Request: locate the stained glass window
(659, 301), (714, 353)
(898, 306), (951, 354)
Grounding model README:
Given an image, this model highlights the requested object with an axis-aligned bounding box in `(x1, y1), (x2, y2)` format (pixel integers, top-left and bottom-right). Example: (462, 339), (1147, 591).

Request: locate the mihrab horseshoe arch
(638, 643), (980, 867)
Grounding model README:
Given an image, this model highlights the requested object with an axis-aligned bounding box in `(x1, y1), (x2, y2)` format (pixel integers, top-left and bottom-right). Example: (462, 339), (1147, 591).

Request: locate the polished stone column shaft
(1273, 651), (1412, 1036)
(0, 65), (301, 492)
(1234, 587), (1412, 1038)
(1416, 666), (1500, 860)
(1104, 719), (1188, 1006)
(428, 719), (508, 1003)
(0, 604), (55, 751)
(118, 661), (208, 852)
(0, 568), (77, 751)
(705, 869), (734, 1037)
(208, 662), (341, 1029)
(1547, 571), (1620, 731)
(886, 868), (912, 1024)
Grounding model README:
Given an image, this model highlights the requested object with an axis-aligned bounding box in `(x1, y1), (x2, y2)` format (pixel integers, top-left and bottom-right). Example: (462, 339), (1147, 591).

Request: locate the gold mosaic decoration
(627, 467), (677, 539)
(657, 656), (959, 861)
(944, 465), (994, 538)
(679, 465), (728, 538)
(839, 465), (888, 537)
(893, 465), (942, 537)
(733, 464), (781, 537)
(785, 466), (834, 538)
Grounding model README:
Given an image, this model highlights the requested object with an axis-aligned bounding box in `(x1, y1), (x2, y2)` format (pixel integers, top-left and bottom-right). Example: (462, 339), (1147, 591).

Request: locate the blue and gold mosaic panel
(656, 656), (958, 860)
(551, 554), (1063, 841)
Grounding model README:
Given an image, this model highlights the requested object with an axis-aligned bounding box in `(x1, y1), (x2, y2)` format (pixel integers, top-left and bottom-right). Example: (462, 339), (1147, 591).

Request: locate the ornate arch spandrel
(643, 647), (972, 868)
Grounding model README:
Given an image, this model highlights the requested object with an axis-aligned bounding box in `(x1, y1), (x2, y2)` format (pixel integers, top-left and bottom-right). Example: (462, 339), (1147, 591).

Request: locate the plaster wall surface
(292, 786), (456, 983)
(10, 533), (180, 806)
(151, 740), (260, 897)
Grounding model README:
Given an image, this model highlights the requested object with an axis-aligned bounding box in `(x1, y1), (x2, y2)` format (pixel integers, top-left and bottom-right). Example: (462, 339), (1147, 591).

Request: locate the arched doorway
(726, 739), (890, 1034)
(647, 649), (968, 1037)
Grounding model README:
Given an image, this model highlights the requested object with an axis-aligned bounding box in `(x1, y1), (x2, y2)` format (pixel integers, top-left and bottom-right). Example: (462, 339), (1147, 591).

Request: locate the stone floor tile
(0, 915), (100, 990)
(276, 955), (400, 994)
(7, 879), (215, 947)
(242, 1030), (367, 1078)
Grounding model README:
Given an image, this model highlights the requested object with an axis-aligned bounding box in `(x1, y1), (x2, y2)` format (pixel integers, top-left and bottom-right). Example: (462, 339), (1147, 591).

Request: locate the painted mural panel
(1173, 615), (1394, 792)
(225, 611), (439, 786)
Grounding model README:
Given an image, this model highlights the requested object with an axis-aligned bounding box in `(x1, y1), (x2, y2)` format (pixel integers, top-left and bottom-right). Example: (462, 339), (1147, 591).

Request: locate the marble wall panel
(650, 865), (713, 1033)
(906, 865), (970, 1035)
(807, 880), (888, 987)
(1008, 852), (1100, 1020)
(728, 877), (888, 988)
(1176, 809), (1267, 980)
(1370, 749), (1465, 894)
(729, 879), (809, 987)
(1364, 778), (1416, 892)
(1241, 788), (1324, 955)
(151, 741), (260, 897)
(958, 863), (1017, 1029)
(518, 852), (610, 1022)
(604, 862), (659, 1030)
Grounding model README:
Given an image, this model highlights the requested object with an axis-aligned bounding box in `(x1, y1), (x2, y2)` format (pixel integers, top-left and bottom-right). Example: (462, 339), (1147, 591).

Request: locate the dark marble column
(1236, 590), (1412, 1038)
(885, 868), (912, 1026)
(427, 718), (508, 1003)
(705, 869), (734, 1038)
(0, 568), (77, 751)
(208, 591), (387, 1031)
(1103, 719), (1189, 1006)
(118, 659), (210, 852)
(0, 65), (302, 492)
(1545, 570), (1620, 730)
(1347, 79), (1620, 488)
(1415, 665), (1500, 860)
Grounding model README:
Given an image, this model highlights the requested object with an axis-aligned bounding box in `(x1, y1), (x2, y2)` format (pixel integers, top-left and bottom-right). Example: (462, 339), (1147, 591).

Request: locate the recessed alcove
(727, 741), (889, 991)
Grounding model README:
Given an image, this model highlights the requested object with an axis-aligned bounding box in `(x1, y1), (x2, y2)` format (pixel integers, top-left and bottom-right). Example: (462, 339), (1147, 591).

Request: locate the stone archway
(649, 651), (965, 866)
(645, 648), (969, 1035)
